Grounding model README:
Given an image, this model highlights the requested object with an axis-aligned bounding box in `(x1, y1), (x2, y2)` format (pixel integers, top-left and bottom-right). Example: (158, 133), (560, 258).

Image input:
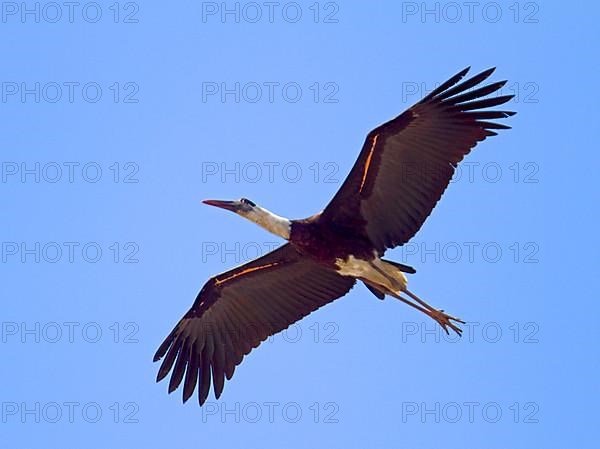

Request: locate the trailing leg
(392, 289), (465, 336)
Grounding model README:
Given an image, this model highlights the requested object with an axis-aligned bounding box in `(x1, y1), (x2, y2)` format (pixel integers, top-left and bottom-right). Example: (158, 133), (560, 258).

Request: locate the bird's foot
(428, 309), (465, 336)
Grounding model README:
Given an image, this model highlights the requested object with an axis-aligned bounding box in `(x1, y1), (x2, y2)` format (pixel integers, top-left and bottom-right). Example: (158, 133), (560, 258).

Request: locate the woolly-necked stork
(154, 67), (515, 405)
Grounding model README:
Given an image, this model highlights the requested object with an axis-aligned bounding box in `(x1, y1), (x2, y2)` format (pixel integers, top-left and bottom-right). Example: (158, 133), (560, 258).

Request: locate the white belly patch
(335, 255), (408, 292)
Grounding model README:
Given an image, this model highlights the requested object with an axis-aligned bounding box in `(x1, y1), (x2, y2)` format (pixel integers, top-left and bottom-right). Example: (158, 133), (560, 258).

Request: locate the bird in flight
(154, 67), (515, 406)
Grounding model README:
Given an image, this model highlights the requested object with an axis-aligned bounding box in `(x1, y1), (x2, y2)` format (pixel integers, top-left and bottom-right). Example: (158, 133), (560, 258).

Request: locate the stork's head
(202, 197), (291, 239)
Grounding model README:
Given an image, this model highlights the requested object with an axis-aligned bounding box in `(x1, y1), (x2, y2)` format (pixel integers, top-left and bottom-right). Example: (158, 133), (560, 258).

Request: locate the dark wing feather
(154, 244), (355, 405)
(321, 67), (515, 253)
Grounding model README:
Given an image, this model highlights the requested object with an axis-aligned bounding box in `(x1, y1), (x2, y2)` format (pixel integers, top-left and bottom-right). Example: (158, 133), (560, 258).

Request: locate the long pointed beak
(202, 199), (239, 212)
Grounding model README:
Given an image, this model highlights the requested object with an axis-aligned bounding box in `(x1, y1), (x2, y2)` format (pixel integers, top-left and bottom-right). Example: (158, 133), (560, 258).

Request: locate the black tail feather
(363, 282), (386, 300)
(381, 259), (416, 274)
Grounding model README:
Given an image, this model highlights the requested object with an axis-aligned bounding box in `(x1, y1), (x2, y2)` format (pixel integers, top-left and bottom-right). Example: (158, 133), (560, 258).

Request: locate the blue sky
(1, 1), (598, 448)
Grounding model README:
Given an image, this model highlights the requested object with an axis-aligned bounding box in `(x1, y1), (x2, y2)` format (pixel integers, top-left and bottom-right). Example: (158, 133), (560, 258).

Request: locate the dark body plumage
(154, 67), (516, 406)
(290, 216), (376, 265)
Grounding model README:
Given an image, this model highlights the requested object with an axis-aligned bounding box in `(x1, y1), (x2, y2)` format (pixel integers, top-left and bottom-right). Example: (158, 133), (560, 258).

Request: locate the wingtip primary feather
(479, 121), (512, 130)
(475, 67), (497, 81)
(183, 376), (200, 403)
(446, 80), (509, 106)
(182, 346), (199, 403)
(156, 356), (174, 382)
(421, 66), (471, 102)
(156, 337), (183, 383)
(153, 327), (179, 363)
(434, 67), (499, 103)
(153, 343), (167, 363)
(156, 368), (169, 383)
(453, 94), (515, 112)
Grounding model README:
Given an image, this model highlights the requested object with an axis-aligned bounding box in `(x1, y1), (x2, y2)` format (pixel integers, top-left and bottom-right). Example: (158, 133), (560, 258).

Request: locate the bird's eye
(241, 198), (255, 207)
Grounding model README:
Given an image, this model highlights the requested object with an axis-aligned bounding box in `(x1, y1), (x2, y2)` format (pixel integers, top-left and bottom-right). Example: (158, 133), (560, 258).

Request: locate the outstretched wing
(321, 67), (515, 253)
(153, 243), (355, 405)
